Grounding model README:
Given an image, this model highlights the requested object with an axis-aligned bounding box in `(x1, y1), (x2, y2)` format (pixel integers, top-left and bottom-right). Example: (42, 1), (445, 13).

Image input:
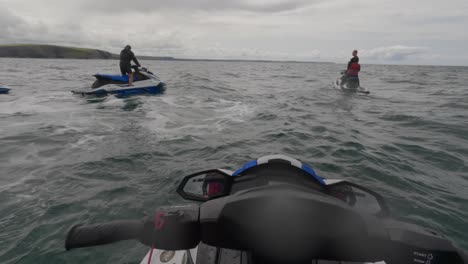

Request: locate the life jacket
(347, 62), (360, 77)
(347, 55), (359, 70)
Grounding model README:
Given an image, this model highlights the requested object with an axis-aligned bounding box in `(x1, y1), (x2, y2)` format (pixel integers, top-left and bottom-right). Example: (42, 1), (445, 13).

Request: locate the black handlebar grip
(65, 220), (143, 250)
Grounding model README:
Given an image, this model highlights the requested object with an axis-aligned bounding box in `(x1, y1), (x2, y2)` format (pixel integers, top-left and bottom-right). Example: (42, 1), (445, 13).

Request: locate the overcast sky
(1, 0), (467, 65)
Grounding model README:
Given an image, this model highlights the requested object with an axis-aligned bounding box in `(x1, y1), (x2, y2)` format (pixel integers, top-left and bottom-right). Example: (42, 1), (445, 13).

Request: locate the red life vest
(347, 63), (360, 77)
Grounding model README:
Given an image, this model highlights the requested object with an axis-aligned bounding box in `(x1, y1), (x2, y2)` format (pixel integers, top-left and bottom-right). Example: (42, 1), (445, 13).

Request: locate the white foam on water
(51, 125), (87, 136)
(99, 96), (127, 108)
(159, 95), (187, 108)
(15, 194), (35, 199)
(212, 98), (254, 123)
(141, 97), (255, 140)
(0, 170), (39, 193)
(142, 110), (186, 140)
(0, 90), (80, 115)
(0, 96), (59, 115)
(68, 134), (107, 150)
(6, 142), (58, 166)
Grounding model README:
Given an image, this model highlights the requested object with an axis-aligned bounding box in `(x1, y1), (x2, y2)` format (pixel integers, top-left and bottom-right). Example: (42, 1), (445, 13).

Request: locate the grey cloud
(2, 0), (468, 65)
(0, 8), (185, 55)
(0, 12), (61, 48)
(0, 9), (83, 46)
(61, 0), (315, 14)
(0, 9), (28, 40)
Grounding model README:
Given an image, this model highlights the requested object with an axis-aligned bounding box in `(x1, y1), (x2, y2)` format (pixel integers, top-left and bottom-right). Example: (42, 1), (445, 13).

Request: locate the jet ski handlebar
(65, 195), (468, 264)
(64, 157), (467, 263)
(131, 65), (141, 72)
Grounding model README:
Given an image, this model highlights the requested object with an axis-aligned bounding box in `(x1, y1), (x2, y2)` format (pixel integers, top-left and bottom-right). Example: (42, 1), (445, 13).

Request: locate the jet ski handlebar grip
(65, 220), (143, 250)
(65, 205), (200, 251)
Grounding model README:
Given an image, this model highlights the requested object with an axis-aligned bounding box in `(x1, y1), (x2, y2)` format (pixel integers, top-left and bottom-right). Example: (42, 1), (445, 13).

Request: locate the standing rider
(347, 57), (361, 83)
(348, 50), (359, 69)
(340, 50), (359, 86)
(120, 45), (141, 86)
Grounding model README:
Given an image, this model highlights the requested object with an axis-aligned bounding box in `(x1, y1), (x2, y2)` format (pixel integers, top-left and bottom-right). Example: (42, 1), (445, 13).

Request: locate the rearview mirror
(177, 170), (231, 201)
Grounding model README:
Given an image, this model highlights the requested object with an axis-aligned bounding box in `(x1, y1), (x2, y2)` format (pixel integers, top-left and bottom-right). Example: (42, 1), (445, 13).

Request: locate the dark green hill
(0, 44), (118, 59)
(0, 44), (176, 60)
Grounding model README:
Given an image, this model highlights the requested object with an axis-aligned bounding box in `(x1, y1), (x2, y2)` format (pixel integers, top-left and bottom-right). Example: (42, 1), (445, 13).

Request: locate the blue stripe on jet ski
(113, 86), (164, 96)
(95, 74), (136, 83)
(301, 164), (325, 185)
(232, 160), (258, 176)
(232, 156), (326, 185)
(98, 85), (163, 95)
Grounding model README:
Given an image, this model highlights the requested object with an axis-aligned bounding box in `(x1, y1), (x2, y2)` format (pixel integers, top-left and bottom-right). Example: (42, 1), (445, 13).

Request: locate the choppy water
(0, 58), (467, 263)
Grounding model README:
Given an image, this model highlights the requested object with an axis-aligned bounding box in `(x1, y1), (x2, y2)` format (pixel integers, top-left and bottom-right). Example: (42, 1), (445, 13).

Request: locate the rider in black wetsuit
(120, 45), (141, 86)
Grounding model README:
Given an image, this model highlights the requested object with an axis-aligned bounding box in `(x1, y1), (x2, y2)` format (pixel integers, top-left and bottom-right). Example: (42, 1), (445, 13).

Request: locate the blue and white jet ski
(72, 66), (165, 96)
(65, 155), (468, 264)
(0, 83), (10, 94)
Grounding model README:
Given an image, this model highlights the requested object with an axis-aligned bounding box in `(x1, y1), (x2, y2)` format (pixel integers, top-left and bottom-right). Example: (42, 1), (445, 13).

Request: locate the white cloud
(363, 45), (431, 62)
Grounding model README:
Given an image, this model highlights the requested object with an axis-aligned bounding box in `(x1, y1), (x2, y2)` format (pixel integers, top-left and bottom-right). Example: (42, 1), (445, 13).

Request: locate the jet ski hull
(72, 67), (165, 97)
(72, 81), (165, 96)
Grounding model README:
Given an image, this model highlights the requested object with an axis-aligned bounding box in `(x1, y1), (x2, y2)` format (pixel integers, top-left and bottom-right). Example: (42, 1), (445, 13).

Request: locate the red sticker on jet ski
(154, 212), (165, 230)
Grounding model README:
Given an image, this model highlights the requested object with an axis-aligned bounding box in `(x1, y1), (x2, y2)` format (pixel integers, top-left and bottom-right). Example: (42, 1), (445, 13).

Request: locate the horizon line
(1, 43), (467, 67)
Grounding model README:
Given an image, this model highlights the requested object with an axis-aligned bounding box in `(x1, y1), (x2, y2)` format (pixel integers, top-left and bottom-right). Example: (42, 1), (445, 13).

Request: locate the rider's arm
(131, 52), (141, 67)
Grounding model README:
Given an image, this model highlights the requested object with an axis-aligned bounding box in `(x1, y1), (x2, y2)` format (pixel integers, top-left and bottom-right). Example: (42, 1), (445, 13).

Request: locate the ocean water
(0, 58), (467, 263)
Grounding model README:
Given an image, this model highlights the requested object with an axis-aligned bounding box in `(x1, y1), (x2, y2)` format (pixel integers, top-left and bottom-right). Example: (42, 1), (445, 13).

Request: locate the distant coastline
(0, 44), (175, 61)
(0, 44), (322, 64)
(4, 44), (462, 67)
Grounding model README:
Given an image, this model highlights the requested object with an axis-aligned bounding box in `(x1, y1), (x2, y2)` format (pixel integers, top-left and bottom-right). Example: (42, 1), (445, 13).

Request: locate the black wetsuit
(119, 48), (141, 75)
